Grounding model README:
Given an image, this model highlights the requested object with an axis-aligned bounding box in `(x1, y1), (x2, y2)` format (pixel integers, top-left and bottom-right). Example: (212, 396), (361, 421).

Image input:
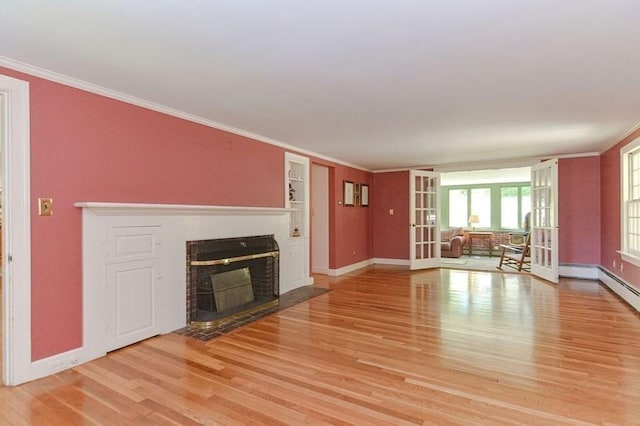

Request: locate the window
(443, 183), (530, 230)
(471, 188), (491, 228)
(449, 189), (468, 227)
(621, 138), (640, 265)
(500, 186), (531, 230)
(446, 187), (491, 228)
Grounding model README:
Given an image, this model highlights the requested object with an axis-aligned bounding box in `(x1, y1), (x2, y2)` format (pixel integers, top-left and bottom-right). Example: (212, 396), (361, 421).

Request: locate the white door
(410, 170), (441, 270)
(530, 159), (559, 283)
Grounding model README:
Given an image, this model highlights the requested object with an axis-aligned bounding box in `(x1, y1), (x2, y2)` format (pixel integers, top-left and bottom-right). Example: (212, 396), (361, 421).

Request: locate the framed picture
(354, 183), (361, 206)
(361, 184), (369, 206)
(343, 180), (355, 206)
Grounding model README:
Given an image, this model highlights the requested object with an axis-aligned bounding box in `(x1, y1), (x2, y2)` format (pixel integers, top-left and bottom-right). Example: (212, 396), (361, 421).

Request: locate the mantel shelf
(74, 202), (295, 216)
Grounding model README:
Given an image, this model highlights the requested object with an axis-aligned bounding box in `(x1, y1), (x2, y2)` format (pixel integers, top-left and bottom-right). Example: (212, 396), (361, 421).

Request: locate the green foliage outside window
(442, 183), (530, 230)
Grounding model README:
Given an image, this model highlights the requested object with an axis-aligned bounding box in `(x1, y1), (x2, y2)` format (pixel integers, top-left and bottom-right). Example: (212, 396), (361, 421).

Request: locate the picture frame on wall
(354, 183), (361, 206)
(361, 184), (369, 206)
(343, 180), (355, 206)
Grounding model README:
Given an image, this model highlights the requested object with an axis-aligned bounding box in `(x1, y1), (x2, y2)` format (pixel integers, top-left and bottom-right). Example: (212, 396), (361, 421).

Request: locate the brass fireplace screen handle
(190, 251), (279, 267)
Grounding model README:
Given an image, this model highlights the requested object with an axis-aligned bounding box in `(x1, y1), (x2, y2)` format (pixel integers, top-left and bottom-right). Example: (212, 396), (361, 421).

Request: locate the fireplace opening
(187, 235), (279, 328)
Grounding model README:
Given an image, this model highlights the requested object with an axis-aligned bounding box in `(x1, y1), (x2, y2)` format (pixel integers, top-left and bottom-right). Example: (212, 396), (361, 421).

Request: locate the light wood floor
(2, 266), (640, 424)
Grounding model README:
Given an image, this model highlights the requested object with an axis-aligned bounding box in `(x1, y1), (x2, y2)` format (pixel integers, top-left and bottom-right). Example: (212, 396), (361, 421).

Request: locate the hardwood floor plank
(3, 266), (640, 424)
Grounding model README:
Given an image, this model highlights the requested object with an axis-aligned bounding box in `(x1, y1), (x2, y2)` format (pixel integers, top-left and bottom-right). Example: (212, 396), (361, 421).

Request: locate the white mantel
(75, 202), (311, 366)
(74, 202), (294, 216)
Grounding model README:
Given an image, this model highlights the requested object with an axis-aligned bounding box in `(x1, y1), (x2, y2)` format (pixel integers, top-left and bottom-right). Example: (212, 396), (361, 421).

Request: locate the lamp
(468, 214), (479, 231)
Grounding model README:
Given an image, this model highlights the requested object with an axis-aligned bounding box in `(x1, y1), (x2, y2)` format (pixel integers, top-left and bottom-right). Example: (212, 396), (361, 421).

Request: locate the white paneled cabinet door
(530, 159), (559, 283)
(409, 170), (441, 270)
(106, 261), (161, 351)
(105, 225), (162, 352)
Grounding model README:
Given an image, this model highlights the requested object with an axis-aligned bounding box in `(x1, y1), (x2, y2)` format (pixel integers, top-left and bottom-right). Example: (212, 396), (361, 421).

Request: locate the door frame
(311, 164), (329, 274)
(1, 74), (32, 385)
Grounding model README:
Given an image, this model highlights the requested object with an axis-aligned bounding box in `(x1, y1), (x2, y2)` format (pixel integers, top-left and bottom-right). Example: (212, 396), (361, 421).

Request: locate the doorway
(438, 166), (534, 273)
(1, 73), (32, 386)
(0, 92), (4, 380)
(311, 164), (329, 274)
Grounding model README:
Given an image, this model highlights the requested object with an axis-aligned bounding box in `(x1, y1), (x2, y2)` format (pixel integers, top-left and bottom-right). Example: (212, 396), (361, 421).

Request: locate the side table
(468, 231), (493, 257)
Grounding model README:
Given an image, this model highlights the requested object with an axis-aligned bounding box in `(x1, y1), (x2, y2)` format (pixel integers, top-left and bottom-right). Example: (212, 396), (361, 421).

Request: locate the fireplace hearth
(186, 235), (279, 328)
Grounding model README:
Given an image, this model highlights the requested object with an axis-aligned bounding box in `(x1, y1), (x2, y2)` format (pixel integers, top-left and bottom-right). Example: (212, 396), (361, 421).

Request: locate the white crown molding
(599, 121), (640, 155)
(373, 152), (600, 174)
(0, 56), (370, 172)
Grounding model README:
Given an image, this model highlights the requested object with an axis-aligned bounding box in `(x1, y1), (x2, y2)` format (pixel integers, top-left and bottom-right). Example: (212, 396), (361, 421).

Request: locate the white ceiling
(2, 0), (640, 171)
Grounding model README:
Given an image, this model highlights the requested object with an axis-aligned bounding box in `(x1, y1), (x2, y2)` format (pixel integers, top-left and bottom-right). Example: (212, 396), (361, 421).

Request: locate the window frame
(619, 137), (640, 266)
(442, 182), (530, 231)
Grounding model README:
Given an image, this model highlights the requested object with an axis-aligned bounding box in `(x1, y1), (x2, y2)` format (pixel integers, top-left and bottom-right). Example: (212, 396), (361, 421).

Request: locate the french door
(409, 170), (441, 270)
(530, 159), (559, 283)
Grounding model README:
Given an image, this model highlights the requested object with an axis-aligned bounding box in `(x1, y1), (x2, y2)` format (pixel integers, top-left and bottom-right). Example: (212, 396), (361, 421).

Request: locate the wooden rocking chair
(497, 233), (530, 272)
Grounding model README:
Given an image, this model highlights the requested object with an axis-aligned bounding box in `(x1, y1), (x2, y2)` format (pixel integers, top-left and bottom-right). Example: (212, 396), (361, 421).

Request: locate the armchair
(440, 227), (466, 258)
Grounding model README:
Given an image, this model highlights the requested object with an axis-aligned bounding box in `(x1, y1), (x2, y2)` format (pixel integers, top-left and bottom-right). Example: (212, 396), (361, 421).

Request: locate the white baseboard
(311, 267), (329, 275)
(559, 264), (599, 280)
(26, 346), (103, 385)
(328, 259), (375, 276)
(598, 267), (640, 313)
(372, 258), (410, 266)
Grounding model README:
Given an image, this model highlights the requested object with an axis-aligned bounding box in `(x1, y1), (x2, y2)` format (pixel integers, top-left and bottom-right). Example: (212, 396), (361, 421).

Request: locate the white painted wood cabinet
(104, 225), (162, 352)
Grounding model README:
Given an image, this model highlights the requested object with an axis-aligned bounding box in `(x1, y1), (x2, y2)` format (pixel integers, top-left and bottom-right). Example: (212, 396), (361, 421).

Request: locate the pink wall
(1, 67), (372, 360)
(558, 157), (601, 264)
(328, 164), (373, 268)
(600, 128), (640, 290)
(372, 171), (410, 260)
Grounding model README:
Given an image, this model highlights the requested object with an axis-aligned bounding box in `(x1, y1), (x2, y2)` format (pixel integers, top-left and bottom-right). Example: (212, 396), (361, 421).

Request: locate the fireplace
(186, 235), (279, 328)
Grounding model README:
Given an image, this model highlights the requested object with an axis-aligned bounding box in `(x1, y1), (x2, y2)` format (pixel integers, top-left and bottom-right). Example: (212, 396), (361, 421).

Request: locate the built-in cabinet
(104, 225), (163, 352)
(284, 152), (311, 290)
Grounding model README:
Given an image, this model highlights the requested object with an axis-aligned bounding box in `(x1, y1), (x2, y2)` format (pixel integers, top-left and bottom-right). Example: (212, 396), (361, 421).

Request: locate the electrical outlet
(621, 263), (624, 272)
(51, 359), (69, 371)
(389, 209), (394, 215)
(613, 260), (616, 268)
(352, 250), (356, 255)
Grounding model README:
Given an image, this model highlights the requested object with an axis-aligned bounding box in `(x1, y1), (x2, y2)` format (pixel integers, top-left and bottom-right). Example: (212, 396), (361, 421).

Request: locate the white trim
(0, 74), (32, 385)
(619, 251), (640, 268)
(0, 57), (369, 172)
(373, 152), (601, 174)
(619, 136), (640, 264)
(311, 267), (330, 275)
(558, 264), (598, 280)
(373, 258), (411, 266)
(598, 268), (640, 313)
(73, 202), (294, 216)
(328, 259), (374, 276)
(600, 121), (640, 155)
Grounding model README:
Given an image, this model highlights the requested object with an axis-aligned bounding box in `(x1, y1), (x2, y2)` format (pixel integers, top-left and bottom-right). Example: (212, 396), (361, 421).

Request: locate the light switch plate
(38, 198), (54, 216)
